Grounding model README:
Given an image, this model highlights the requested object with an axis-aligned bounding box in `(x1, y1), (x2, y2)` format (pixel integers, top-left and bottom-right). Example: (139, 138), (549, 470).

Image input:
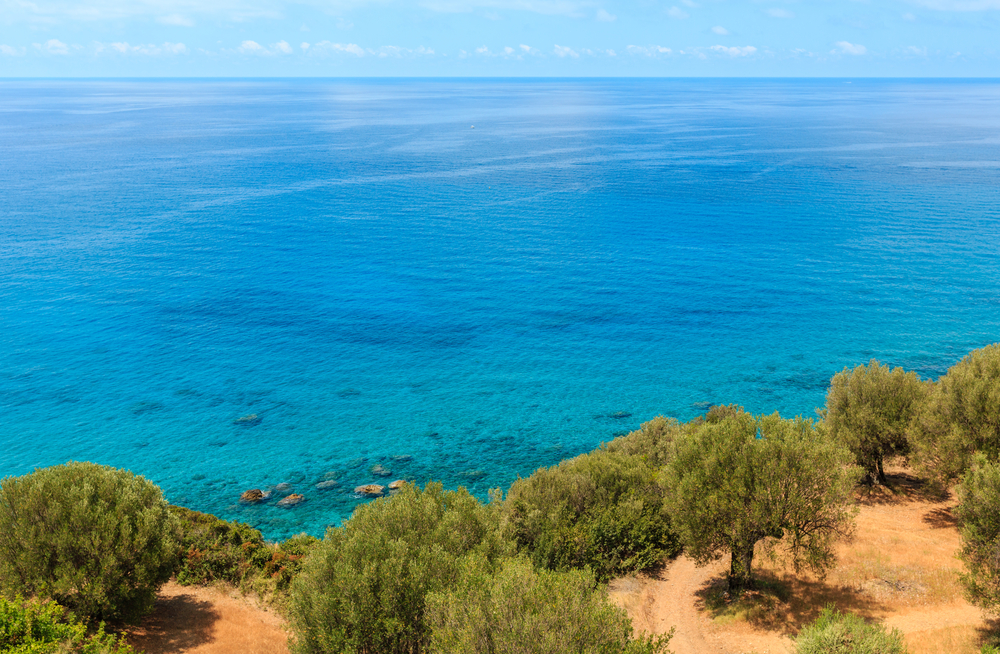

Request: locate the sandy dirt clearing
(126, 581), (290, 654)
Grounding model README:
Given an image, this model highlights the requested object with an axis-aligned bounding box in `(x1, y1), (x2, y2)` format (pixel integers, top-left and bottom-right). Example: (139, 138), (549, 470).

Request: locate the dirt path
(610, 470), (991, 654)
(126, 581), (290, 654)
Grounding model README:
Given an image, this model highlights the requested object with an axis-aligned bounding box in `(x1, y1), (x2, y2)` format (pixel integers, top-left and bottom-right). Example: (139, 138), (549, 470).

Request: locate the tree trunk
(728, 541), (756, 592)
(876, 456), (887, 486)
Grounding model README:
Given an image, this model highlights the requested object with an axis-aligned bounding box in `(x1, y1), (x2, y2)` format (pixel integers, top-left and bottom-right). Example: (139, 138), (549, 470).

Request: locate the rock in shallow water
(388, 480), (405, 491)
(355, 484), (385, 497)
(370, 464), (392, 477)
(277, 493), (305, 507)
(315, 480), (339, 490)
(240, 489), (264, 503)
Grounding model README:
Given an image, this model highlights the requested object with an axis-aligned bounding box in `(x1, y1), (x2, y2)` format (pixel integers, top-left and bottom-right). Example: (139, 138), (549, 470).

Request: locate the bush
(426, 555), (672, 654)
(172, 506), (274, 587)
(0, 596), (137, 654)
(289, 483), (511, 654)
(955, 455), (1000, 610)
(794, 606), (907, 654)
(824, 360), (927, 486)
(0, 462), (178, 624)
(603, 416), (683, 468)
(912, 344), (1000, 481)
(504, 447), (679, 582)
(661, 409), (859, 591)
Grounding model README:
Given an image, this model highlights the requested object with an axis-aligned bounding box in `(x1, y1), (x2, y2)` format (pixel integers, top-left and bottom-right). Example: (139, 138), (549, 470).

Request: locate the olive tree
(824, 360), (927, 486)
(955, 454), (1000, 610)
(661, 409), (859, 592)
(912, 344), (1000, 481)
(0, 462), (178, 623)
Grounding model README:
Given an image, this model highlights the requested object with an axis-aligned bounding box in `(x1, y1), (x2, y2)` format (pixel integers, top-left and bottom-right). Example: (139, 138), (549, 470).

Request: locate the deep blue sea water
(3, 78), (1000, 539)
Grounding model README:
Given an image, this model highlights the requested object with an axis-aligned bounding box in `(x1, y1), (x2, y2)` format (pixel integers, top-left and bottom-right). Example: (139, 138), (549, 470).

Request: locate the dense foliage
(0, 596), (137, 654)
(661, 408), (859, 591)
(0, 463), (178, 624)
(602, 416), (682, 468)
(426, 555), (672, 654)
(824, 360), (926, 485)
(289, 483), (512, 654)
(955, 455), (1000, 610)
(504, 442), (679, 582)
(172, 506), (318, 596)
(912, 344), (1000, 481)
(793, 606), (907, 654)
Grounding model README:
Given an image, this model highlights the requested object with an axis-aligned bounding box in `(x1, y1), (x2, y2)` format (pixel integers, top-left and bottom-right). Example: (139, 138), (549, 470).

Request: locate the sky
(0, 0), (998, 76)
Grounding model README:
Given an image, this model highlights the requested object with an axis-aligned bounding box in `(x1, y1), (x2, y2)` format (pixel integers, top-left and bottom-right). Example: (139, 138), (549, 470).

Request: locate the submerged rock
(277, 493), (305, 507)
(355, 484), (385, 497)
(315, 480), (340, 490)
(391, 455), (413, 462)
(608, 411), (632, 420)
(371, 464), (392, 477)
(274, 482), (292, 492)
(240, 489), (265, 503)
(234, 414), (262, 426)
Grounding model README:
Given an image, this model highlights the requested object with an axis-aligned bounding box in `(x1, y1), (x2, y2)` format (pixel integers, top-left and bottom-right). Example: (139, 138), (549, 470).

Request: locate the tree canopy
(824, 359), (926, 485)
(661, 408), (859, 591)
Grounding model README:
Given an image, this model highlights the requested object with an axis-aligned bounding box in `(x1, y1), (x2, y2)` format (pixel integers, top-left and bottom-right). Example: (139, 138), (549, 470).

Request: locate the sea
(2, 78), (1000, 540)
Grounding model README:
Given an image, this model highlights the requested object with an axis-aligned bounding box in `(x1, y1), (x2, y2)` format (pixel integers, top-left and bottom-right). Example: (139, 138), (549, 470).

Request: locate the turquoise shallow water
(2, 78), (1000, 539)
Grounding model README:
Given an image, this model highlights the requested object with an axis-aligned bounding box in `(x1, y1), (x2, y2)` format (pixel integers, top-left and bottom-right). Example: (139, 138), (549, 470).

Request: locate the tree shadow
(922, 506), (959, 530)
(126, 590), (219, 654)
(855, 469), (951, 507)
(976, 616), (1000, 650)
(693, 569), (890, 638)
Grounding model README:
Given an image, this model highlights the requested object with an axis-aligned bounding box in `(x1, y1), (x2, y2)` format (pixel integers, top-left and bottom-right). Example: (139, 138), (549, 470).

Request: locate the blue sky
(1, 0), (998, 76)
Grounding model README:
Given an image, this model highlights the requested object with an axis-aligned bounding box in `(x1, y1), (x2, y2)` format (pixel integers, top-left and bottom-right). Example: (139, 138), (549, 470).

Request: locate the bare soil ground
(125, 581), (290, 654)
(608, 467), (996, 654)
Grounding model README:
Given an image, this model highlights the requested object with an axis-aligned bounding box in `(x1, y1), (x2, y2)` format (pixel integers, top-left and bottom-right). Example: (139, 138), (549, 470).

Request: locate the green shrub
(172, 506), (319, 603)
(604, 416), (683, 468)
(0, 462), (178, 624)
(794, 606), (907, 654)
(824, 360), (927, 486)
(661, 409), (859, 591)
(912, 344), (1000, 481)
(504, 448), (679, 582)
(289, 482), (511, 654)
(955, 455), (1000, 610)
(0, 596), (137, 654)
(426, 555), (672, 654)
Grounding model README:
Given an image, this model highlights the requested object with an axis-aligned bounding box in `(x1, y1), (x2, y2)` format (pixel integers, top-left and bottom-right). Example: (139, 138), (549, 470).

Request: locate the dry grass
(611, 462), (996, 654)
(126, 581), (290, 654)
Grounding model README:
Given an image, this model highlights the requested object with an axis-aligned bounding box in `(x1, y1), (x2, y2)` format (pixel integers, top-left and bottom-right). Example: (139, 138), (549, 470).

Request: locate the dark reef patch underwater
(2, 78), (1000, 539)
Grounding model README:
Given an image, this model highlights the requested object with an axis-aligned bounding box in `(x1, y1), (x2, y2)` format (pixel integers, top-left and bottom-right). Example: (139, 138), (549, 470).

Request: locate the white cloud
(313, 41), (365, 56)
(553, 44), (579, 57)
(667, 6), (689, 19)
(627, 44), (672, 56)
(238, 40), (264, 53)
(710, 44), (756, 56)
(100, 41), (188, 55)
(504, 45), (514, 54)
(767, 8), (793, 18)
(38, 39), (68, 54)
(476, 45), (490, 54)
(606, 48), (615, 56)
(337, 17), (354, 29)
(1, 44), (26, 55)
(903, 45), (928, 56)
(418, 0), (591, 17)
(596, 8), (616, 21)
(902, 12), (917, 20)
(301, 42), (310, 49)
(157, 13), (193, 26)
(711, 25), (729, 35)
(834, 40), (867, 55)
(519, 43), (531, 52)
(274, 39), (292, 53)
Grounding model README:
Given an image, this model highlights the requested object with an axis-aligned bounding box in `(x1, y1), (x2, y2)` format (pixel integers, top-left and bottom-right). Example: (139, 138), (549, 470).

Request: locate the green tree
(955, 454), (1000, 610)
(426, 555), (672, 654)
(661, 409), (859, 592)
(0, 462), (178, 624)
(794, 606), (908, 654)
(824, 360), (927, 486)
(504, 447), (679, 582)
(912, 344), (1000, 481)
(289, 483), (511, 654)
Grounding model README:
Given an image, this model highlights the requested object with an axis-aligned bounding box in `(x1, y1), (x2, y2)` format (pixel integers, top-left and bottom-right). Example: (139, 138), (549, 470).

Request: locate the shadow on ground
(694, 569), (890, 638)
(127, 591), (220, 654)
